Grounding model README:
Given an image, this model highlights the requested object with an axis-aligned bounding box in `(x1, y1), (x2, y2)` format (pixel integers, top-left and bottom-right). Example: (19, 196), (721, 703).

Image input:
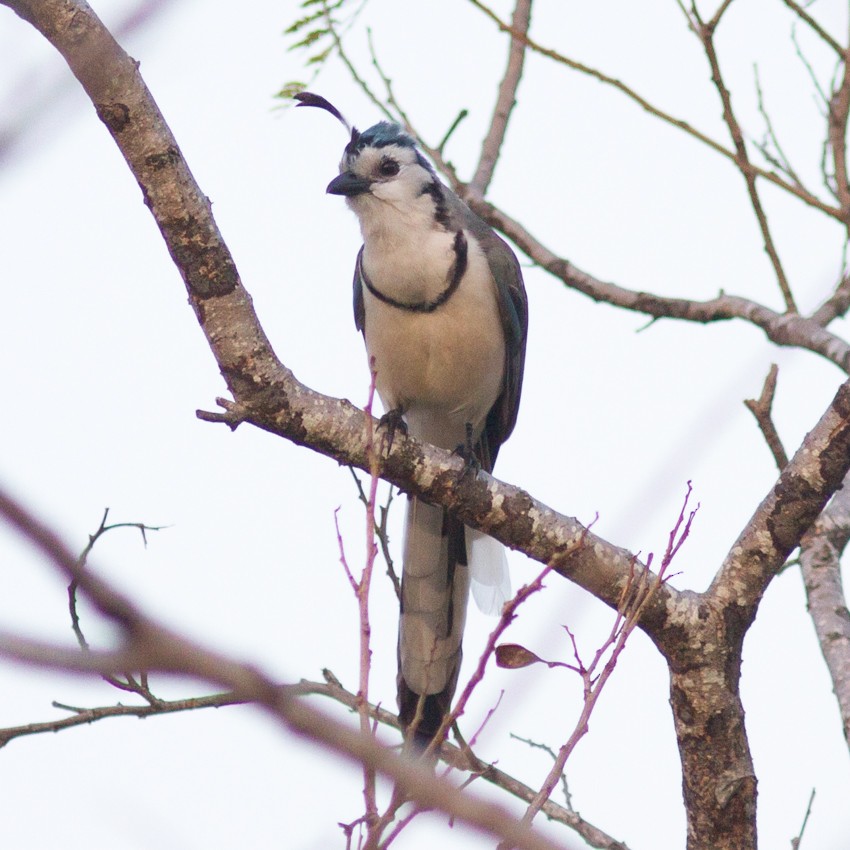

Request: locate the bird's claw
(377, 407), (408, 453)
(453, 423), (481, 481)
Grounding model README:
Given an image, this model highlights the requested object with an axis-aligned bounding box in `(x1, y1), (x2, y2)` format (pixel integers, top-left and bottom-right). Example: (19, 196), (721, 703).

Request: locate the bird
(295, 92), (528, 746)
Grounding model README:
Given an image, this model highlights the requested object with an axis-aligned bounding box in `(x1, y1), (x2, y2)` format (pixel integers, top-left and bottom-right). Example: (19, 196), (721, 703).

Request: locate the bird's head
(294, 93), (445, 228)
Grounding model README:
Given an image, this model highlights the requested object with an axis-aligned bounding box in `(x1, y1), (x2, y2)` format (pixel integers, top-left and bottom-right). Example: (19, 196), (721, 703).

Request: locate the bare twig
(686, 4), (796, 311)
(358, 369), (381, 832)
(503, 490), (692, 845)
(309, 674), (630, 850)
(753, 64), (806, 189)
(810, 274), (850, 326)
(336, 371), (385, 842)
(348, 469), (400, 600)
(68, 508), (167, 698)
(744, 364), (789, 470)
(465, 197), (850, 373)
(465, 0), (841, 219)
(707, 0), (736, 30)
(0, 692), (242, 747)
(826, 42), (850, 219)
(781, 0), (844, 58)
(437, 109), (469, 155)
(0, 482), (569, 850)
(469, 0), (532, 196)
(790, 787), (816, 850)
(510, 734), (572, 809)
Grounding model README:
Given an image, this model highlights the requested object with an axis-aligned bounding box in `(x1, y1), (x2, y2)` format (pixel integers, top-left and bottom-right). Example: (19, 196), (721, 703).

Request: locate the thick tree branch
(642, 373), (850, 850)
(799, 479), (850, 752)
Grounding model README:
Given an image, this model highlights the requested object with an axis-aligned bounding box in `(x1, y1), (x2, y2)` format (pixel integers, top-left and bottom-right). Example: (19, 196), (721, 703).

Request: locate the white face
(343, 143), (434, 206)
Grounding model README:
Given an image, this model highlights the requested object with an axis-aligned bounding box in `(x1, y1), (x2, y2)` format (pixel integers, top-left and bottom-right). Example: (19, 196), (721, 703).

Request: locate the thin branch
(810, 274), (850, 325)
(790, 788), (816, 850)
(510, 734), (572, 809)
(68, 508), (166, 696)
(308, 674), (631, 850)
(0, 692), (242, 747)
(437, 109), (469, 155)
(506, 491), (691, 843)
(689, 10), (797, 311)
(826, 43), (850, 219)
(0, 482), (569, 850)
(464, 198), (850, 373)
(707, 0), (736, 30)
(349, 469), (400, 600)
(464, 0), (841, 219)
(358, 368), (381, 829)
(364, 29), (415, 132)
(744, 364), (789, 469)
(753, 64), (806, 188)
(780, 0), (844, 57)
(469, 0), (532, 196)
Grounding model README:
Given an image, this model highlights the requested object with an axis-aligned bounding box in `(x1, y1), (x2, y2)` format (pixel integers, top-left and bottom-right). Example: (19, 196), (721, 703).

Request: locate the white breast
(361, 232), (505, 450)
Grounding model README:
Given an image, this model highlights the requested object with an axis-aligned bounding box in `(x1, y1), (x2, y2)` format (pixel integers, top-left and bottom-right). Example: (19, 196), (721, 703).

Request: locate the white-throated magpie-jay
(296, 93), (528, 745)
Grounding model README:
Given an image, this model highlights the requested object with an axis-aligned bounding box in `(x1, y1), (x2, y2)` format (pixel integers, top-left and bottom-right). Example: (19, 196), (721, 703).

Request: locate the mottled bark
(800, 477), (850, 750)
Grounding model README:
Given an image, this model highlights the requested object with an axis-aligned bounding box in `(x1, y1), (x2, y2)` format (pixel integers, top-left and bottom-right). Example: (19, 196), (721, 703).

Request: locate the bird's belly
(364, 288), (505, 450)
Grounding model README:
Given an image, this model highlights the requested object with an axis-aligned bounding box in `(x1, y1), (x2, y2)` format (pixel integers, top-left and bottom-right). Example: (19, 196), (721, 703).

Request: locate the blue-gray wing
(444, 194), (528, 469)
(353, 245), (366, 334)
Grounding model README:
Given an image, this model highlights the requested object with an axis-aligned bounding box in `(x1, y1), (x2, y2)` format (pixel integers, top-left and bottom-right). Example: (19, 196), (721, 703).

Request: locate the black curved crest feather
(294, 91), (360, 150)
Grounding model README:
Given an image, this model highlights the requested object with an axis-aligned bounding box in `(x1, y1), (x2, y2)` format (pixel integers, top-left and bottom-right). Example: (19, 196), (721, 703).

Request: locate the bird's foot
(377, 406), (408, 454)
(453, 423), (481, 481)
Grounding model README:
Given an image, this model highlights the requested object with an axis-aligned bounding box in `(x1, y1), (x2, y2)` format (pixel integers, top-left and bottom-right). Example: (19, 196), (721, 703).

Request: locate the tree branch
(0, 483), (575, 850)
(687, 6), (796, 312)
(469, 0), (532, 196)
(0, 692), (243, 747)
(744, 364), (789, 469)
(465, 0), (841, 220)
(464, 198), (850, 373)
(780, 0), (844, 58)
(826, 31), (850, 220)
(799, 479), (850, 752)
(709, 377), (850, 615)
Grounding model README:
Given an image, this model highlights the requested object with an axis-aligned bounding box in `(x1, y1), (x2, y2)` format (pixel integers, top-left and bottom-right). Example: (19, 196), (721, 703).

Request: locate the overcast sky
(1, 1), (849, 848)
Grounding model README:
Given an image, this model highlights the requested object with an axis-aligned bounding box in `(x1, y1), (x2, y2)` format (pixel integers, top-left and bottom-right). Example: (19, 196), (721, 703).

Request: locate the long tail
(397, 495), (469, 746)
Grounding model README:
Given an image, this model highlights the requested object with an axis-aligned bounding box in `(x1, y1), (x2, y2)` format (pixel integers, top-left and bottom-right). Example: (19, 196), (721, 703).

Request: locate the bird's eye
(378, 157), (400, 177)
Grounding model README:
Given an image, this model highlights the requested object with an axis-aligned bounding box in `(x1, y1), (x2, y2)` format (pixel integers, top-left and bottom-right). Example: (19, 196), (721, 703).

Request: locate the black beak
(326, 171), (372, 197)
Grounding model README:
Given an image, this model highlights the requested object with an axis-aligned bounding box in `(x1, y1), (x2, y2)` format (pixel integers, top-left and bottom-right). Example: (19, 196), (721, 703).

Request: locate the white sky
(1, 1), (849, 848)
